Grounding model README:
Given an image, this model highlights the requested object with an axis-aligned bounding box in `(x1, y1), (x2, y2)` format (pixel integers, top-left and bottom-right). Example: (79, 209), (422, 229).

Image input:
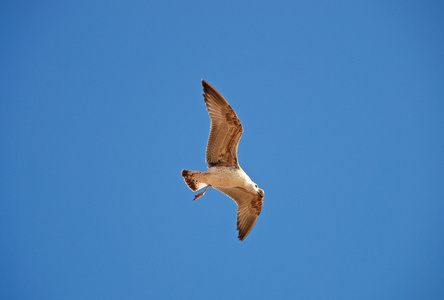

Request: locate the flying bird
(181, 80), (264, 241)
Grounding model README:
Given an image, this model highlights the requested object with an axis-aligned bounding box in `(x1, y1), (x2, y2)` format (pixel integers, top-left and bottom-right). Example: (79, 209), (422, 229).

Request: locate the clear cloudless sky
(1, 1), (443, 299)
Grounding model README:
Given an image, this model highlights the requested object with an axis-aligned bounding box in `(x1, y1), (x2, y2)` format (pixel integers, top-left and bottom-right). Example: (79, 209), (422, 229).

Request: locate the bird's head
(253, 183), (264, 198)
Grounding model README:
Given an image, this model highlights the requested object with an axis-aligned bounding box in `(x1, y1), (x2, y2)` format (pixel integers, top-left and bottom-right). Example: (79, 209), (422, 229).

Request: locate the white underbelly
(206, 166), (251, 187)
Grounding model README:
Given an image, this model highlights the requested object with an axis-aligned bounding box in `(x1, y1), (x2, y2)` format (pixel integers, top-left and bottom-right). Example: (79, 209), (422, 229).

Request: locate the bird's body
(201, 166), (253, 187)
(182, 80), (264, 241)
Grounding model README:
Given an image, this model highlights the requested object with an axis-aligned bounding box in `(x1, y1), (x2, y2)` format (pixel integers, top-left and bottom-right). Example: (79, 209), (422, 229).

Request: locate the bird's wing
(213, 186), (263, 241)
(202, 80), (243, 167)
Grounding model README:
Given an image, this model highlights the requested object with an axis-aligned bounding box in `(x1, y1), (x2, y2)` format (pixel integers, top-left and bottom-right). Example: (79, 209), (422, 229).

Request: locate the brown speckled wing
(213, 186), (263, 241)
(202, 80), (243, 167)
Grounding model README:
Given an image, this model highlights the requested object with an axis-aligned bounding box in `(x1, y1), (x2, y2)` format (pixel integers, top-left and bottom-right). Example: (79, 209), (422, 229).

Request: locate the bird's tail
(181, 170), (207, 191)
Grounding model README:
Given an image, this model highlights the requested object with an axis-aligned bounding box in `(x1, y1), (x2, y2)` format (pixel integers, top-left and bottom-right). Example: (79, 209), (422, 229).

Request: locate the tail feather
(181, 169), (207, 191)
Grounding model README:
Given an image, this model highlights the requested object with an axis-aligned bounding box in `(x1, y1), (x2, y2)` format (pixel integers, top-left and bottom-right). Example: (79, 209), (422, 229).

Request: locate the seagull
(181, 80), (264, 241)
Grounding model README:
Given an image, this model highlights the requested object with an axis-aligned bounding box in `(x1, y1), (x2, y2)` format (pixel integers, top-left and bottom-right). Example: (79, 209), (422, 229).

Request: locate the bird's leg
(194, 185), (211, 200)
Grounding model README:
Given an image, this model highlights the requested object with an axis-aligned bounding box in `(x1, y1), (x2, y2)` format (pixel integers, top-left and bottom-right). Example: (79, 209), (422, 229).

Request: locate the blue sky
(1, 1), (443, 299)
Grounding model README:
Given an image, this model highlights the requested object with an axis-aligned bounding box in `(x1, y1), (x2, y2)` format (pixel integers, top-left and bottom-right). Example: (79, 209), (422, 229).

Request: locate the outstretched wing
(213, 186), (263, 241)
(202, 80), (243, 167)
